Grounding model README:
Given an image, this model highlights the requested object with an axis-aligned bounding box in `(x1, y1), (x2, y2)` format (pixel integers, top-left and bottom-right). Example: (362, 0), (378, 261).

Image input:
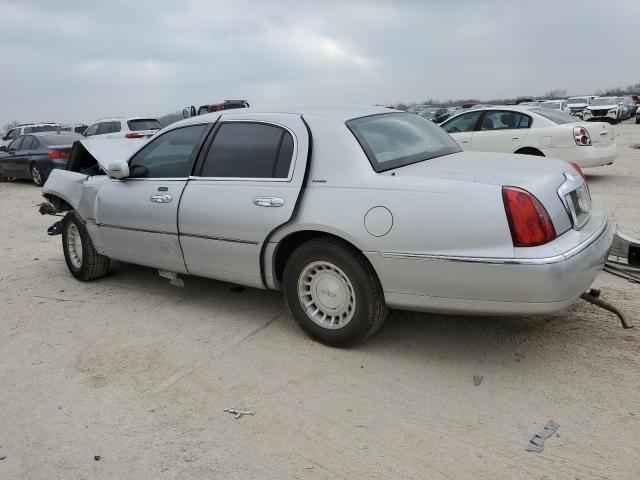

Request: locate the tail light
(125, 133), (145, 139)
(573, 127), (591, 146)
(569, 162), (587, 184)
(502, 186), (557, 247)
(48, 150), (69, 159)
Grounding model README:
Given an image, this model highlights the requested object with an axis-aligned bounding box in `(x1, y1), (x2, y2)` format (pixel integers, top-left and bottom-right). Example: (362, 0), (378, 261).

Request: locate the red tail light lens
(48, 150), (70, 159)
(502, 186), (557, 247)
(569, 162), (588, 184)
(125, 133), (145, 138)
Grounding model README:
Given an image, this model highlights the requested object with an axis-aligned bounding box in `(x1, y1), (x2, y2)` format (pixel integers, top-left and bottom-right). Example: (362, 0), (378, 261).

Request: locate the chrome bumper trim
(379, 216), (609, 266)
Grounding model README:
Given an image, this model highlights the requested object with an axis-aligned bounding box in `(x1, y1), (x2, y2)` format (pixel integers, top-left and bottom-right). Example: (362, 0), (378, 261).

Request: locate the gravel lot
(1, 121), (639, 479)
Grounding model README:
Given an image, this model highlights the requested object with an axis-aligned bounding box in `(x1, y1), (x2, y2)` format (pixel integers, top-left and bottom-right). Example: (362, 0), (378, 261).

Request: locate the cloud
(0, 0), (638, 127)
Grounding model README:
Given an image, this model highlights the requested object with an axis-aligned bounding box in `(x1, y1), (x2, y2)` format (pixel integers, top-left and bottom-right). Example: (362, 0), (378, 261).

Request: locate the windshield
(567, 97), (588, 104)
(347, 113), (461, 172)
(418, 108), (438, 118)
(591, 97), (616, 106)
(540, 101), (561, 109)
(531, 108), (575, 125)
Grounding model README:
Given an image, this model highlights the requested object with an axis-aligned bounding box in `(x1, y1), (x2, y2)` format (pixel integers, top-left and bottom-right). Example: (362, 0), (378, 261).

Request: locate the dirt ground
(1, 121), (639, 480)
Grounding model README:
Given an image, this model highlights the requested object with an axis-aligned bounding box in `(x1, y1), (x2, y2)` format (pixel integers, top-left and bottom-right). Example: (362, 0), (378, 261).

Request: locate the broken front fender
(41, 169), (88, 212)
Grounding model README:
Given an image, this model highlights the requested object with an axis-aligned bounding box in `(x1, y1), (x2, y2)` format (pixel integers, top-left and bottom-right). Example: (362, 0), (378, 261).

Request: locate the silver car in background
(42, 106), (612, 345)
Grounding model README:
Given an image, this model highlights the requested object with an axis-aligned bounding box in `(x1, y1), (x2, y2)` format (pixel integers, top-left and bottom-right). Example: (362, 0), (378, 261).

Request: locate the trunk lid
(394, 151), (584, 235)
(583, 121), (614, 147)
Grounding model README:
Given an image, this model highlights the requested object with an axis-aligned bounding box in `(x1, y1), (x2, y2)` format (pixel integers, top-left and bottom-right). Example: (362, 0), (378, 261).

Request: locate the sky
(0, 0), (638, 128)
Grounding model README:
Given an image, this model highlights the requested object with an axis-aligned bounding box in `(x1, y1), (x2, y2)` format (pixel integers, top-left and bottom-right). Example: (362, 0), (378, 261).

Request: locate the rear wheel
(283, 237), (388, 346)
(30, 163), (44, 186)
(62, 211), (110, 281)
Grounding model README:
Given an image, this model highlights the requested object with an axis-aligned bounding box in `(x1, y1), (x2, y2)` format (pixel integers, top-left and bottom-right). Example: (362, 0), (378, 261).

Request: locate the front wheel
(62, 211), (110, 281)
(283, 237), (388, 346)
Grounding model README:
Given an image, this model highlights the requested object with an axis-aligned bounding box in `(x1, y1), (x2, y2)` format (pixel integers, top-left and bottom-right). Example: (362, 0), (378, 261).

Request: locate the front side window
(96, 122), (112, 135)
(129, 124), (207, 178)
(9, 137), (24, 151)
(200, 123), (294, 178)
(21, 136), (35, 150)
(480, 111), (530, 131)
(110, 121), (122, 133)
(442, 111), (482, 133)
(6, 129), (18, 140)
(84, 124), (99, 137)
(347, 113), (461, 172)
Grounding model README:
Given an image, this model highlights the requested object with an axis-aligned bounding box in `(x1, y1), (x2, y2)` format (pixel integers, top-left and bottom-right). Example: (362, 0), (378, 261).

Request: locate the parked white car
(0, 123), (61, 150)
(566, 96), (594, 118)
(583, 97), (622, 124)
(83, 117), (162, 140)
(440, 106), (616, 168)
(539, 99), (571, 114)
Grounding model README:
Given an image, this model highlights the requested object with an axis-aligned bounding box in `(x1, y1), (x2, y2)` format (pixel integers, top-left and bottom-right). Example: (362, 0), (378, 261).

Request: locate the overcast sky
(1, 0), (638, 127)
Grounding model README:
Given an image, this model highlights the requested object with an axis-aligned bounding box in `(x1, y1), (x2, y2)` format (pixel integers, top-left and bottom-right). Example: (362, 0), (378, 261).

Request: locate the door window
(480, 111), (531, 131)
(8, 137), (24, 151)
(97, 122), (112, 135)
(200, 123), (294, 178)
(84, 124), (99, 137)
(21, 136), (35, 150)
(129, 124), (207, 178)
(442, 112), (482, 133)
(110, 121), (122, 133)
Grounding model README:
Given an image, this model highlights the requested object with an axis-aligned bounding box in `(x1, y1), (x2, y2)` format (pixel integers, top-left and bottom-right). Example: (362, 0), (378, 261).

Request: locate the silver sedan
(42, 105), (612, 345)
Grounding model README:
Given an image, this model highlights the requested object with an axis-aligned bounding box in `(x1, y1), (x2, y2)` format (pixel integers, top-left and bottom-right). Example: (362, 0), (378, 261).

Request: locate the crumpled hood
(79, 137), (147, 171)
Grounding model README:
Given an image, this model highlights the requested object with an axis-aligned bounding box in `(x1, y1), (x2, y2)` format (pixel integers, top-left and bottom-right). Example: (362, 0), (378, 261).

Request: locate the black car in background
(0, 131), (84, 186)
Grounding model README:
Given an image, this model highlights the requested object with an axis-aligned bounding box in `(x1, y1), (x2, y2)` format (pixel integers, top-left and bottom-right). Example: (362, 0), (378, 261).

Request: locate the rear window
(23, 125), (58, 134)
(347, 113), (461, 172)
(127, 119), (162, 131)
(531, 108), (575, 125)
(41, 134), (83, 146)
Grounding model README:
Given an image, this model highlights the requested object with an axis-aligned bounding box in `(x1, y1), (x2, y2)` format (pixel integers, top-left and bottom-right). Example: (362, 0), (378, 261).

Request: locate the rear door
(15, 136), (36, 177)
(178, 114), (309, 288)
(471, 110), (530, 153)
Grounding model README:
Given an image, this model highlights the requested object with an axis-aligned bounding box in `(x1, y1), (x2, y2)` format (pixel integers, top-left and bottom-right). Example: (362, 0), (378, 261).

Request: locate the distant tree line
(395, 82), (640, 110)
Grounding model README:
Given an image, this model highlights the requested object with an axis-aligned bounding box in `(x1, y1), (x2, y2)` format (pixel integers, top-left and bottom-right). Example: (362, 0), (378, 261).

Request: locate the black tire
(283, 237), (388, 346)
(62, 211), (110, 281)
(515, 148), (544, 157)
(30, 163), (45, 186)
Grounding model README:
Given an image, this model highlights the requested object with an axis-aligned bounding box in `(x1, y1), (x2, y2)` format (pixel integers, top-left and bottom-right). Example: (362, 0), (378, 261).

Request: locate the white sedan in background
(538, 99), (571, 114)
(440, 106), (616, 168)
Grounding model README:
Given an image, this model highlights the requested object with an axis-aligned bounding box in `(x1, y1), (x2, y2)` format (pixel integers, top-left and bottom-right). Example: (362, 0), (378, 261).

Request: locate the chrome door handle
(253, 196), (285, 207)
(150, 194), (172, 203)
(511, 136), (519, 140)
(461, 140), (470, 144)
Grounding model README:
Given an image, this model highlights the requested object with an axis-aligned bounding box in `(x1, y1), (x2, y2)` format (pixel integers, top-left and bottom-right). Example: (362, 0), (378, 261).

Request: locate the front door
(441, 110), (482, 150)
(92, 123), (209, 273)
(470, 110), (530, 153)
(178, 114), (309, 288)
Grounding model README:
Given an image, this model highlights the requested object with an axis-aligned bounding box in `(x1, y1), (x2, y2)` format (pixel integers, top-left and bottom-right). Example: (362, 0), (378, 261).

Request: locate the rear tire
(62, 211), (110, 281)
(283, 237), (388, 346)
(31, 163), (44, 186)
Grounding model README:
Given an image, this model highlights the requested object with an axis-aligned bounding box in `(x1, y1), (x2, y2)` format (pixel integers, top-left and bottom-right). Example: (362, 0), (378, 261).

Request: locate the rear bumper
(366, 215), (613, 316)
(544, 143), (617, 168)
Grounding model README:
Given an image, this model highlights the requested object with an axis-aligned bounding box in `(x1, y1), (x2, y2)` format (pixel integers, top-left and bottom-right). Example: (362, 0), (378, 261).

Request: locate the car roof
(178, 104), (400, 127)
(91, 117), (158, 122)
(29, 131), (80, 137)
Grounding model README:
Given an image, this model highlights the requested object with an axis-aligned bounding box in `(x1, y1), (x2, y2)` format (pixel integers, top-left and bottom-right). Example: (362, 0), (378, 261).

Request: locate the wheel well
(43, 194), (73, 213)
(272, 230), (371, 284)
(515, 147), (545, 157)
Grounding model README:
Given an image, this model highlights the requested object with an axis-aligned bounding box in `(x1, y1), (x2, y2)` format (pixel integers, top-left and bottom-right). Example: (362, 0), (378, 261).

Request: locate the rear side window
(110, 121), (122, 133)
(21, 137), (35, 150)
(480, 111), (531, 131)
(200, 123), (294, 179)
(530, 108), (574, 125)
(129, 124), (207, 178)
(347, 113), (461, 172)
(24, 125), (58, 134)
(128, 119), (162, 131)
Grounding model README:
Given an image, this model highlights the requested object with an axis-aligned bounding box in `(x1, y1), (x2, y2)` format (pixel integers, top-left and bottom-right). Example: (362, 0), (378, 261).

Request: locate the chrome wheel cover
(31, 166), (42, 185)
(297, 261), (356, 329)
(66, 223), (83, 269)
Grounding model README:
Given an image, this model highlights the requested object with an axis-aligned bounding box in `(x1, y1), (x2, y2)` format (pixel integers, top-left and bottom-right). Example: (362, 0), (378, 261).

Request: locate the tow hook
(580, 289), (633, 329)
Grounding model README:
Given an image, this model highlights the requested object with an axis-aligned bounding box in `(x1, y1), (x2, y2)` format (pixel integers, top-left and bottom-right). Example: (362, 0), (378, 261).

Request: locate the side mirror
(0, 146), (6, 152)
(106, 160), (130, 179)
(8, 147), (16, 154)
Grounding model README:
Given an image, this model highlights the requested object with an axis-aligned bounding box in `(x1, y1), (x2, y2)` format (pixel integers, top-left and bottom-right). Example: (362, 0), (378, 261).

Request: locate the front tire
(62, 211), (110, 281)
(283, 237), (388, 346)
